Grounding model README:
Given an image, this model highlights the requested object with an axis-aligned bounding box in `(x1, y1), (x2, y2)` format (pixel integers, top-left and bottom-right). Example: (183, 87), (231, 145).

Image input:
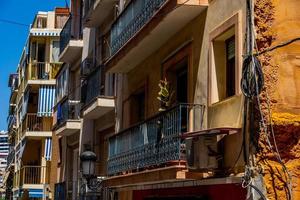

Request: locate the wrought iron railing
(56, 100), (81, 127)
(110, 0), (167, 55)
(83, 0), (95, 18)
(81, 66), (105, 106)
(107, 103), (205, 175)
(7, 115), (16, 130)
(60, 17), (72, 54)
(6, 149), (15, 168)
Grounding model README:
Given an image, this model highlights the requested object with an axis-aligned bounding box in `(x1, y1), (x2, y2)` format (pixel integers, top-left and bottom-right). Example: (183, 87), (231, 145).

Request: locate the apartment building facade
(5, 8), (69, 200)
(49, 0), (300, 200)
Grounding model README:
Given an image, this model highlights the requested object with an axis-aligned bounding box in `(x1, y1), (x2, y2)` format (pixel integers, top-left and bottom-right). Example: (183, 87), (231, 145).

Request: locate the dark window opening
(225, 36), (236, 97)
(130, 89), (145, 125)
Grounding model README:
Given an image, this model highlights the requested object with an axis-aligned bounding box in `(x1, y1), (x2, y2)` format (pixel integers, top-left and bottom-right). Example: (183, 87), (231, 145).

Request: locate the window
(36, 17), (47, 28)
(129, 89), (145, 125)
(56, 67), (69, 103)
(209, 13), (241, 104)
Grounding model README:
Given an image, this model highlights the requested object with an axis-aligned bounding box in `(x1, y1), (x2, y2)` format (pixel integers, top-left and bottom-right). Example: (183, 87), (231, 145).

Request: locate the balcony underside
(59, 40), (83, 63)
(22, 131), (52, 139)
(82, 97), (115, 119)
(105, 165), (213, 188)
(107, 0), (208, 73)
(27, 79), (56, 85)
(84, 0), (118, 27)
(55, 120), (81, 136)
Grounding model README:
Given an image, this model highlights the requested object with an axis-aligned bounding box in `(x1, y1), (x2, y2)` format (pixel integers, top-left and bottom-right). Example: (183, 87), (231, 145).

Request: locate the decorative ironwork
(81, 66), (105, 106)
(60, 16), (72, 54)
(110, 0), (167, 55)
(6, 148), (15, 168)
(83, 0), (95, 19)
(56, 99), (81, 127)
(107, 103), (205, 175)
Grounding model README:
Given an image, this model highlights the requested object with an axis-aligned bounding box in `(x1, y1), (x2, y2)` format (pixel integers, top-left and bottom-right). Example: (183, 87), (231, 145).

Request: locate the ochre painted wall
(255, 0), (300, 199)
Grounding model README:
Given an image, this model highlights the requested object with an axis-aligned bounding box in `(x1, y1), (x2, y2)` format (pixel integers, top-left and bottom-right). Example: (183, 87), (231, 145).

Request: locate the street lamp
(80, 150), (96, 178)
(80, 150), (103, 192)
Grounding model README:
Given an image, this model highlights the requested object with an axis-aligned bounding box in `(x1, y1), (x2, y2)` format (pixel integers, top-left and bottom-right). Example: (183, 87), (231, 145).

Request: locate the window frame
(208, 12), (242, 106)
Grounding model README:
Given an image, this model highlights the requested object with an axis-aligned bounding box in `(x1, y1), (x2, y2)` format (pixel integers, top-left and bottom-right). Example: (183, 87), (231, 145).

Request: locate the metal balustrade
(56, 100), (81, 126)
(6, 149), (15, 168)
(15, 166), (49, 185)
(110, 0), (167, 55)
(81, 66), (105, 106)
(7, 115), (16, 130)
(60, 17), (72, 54)
(21, 113), (52, 136)
(30, 62), (49, 80)
(83, 0), (95, 18)
(107, 103), (205, 175)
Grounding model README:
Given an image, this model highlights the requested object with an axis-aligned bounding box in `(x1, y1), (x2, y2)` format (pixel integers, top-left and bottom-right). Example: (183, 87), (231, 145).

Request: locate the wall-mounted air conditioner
(186, 135), (219, 171)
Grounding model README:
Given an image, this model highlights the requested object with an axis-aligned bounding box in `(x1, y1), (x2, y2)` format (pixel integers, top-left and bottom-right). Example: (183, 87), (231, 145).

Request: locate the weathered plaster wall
(255, 0), (300, 199)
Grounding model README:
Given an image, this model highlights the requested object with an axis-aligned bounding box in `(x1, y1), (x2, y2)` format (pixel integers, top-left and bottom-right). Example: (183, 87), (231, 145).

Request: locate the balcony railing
(83, 0), (95, 18)
(7, 115), (16, 130)
(15, 166), (49, 186)
(26, 62), (61, 81)
(60, 15), (82, 55)
(21, 113), (52, 136)
(56, 100), (81, 127)
(107, 103), (205, 175)
(110, 0), (166, 55)
(30, 62), (48, 80)
(81, 66), (105, 106)
(60, 17), (72, 54)
(6, 149), (15, 168)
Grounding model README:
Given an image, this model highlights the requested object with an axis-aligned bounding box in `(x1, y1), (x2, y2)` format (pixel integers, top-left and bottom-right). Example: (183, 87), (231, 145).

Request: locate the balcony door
(163, 45), (192, 105)
(163, 44), (192, 132)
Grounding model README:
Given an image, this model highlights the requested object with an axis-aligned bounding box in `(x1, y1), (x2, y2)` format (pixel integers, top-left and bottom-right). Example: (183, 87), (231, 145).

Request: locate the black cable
(0, 18), (29, 27)
(255, 37), (300, 56)
(241, 55), (264, 98)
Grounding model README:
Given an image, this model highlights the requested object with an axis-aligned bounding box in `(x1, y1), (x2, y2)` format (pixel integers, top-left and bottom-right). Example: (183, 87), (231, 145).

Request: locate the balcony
(59, 17), (83, 63)
(54, 100), (81, 136)
(25, 62), (61, 85)
(20, 113), (52, 139)
(6, 149), (15, 169)
(14, 166), (50, 187)
(81, 66), (115, 119)
(7, 115), (16, 131)
(107, 103), (205, 175)
(107, 0), (208, 72)
(9, 74), (18, 103)
(83, 0), (118, 27)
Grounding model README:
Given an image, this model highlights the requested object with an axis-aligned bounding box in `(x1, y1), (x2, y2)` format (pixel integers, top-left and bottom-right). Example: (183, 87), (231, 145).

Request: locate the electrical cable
(241, 55), (264, 98)
(0, 18), (29, 27)
(255, 37), (300, 56)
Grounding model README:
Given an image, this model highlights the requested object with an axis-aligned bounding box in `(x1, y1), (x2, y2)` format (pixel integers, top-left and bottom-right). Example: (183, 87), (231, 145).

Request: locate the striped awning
(38, 85), (55, 117)
(44, 138), (52, 161)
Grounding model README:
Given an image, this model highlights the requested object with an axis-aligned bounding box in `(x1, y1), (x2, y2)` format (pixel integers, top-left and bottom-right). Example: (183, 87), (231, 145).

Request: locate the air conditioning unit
(186, 135), (219, 170)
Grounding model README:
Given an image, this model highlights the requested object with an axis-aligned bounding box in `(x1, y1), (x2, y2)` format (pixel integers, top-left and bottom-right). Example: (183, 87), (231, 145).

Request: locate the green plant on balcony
(157, 78), (174, 112)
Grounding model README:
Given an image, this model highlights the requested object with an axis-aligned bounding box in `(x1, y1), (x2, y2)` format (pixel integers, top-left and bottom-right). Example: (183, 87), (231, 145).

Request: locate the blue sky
(0, 0), (66, 130)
